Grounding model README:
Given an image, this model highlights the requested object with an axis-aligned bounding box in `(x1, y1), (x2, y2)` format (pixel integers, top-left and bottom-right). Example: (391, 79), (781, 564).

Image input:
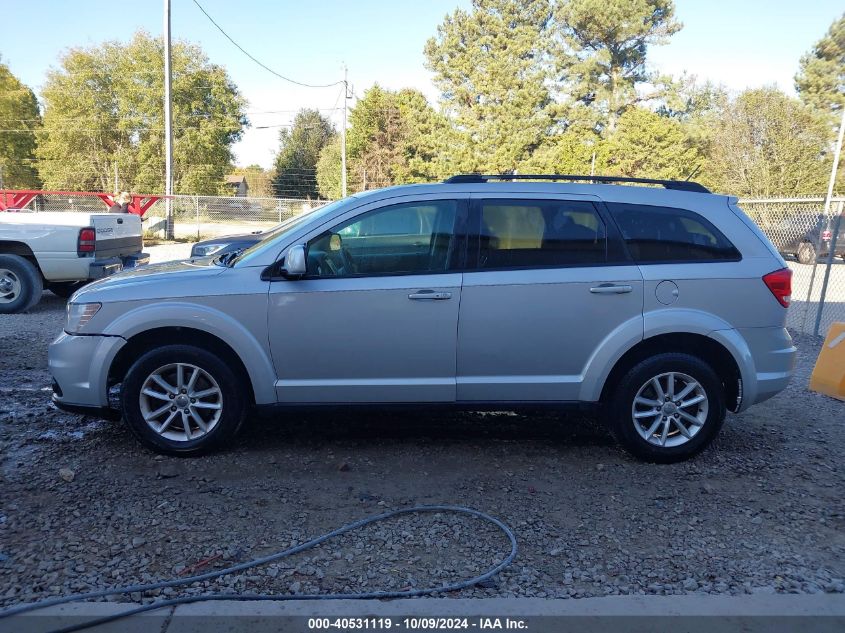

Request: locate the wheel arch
(598, 332), (744, 413)
(109, 326), (259, 405)
(102, 302), (277, 405)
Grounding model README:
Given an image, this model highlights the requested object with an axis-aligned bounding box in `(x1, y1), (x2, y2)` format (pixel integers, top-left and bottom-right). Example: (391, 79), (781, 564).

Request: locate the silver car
(49, 175), (796, 462)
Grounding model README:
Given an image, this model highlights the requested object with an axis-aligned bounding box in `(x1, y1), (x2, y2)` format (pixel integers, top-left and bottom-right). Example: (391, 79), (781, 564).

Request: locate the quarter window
(474, 200), (607, 269)
(607, 203), (740, 263)
(306, 200), (457, 277)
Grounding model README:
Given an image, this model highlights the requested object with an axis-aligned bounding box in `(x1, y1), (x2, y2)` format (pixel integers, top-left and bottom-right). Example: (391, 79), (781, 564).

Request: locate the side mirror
(280, 244), (307, 279)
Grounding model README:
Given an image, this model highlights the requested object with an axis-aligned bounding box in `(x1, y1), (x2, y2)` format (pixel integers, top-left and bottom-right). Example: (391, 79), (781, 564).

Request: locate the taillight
(763, 268), (792, 307)
(822, 230), (832, 241)
(78, 227), (95, 256)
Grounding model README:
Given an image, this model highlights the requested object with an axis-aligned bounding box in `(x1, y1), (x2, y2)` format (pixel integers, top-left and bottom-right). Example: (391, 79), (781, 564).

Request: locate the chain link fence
(5, 191), (844, 337)
(738, 197), (845, 337)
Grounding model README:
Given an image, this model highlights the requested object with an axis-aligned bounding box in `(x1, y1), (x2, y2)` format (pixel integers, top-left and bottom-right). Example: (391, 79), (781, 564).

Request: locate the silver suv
(49, 175), (796, 462)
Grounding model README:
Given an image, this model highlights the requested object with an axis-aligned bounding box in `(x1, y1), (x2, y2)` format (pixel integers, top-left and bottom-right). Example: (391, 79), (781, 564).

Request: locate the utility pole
(113, 162), (118, 194)
(341, 65), (348, 198)
(163, 0), (174, 238)
(0, 165), (4, 190)
(811, 106), (845, 337)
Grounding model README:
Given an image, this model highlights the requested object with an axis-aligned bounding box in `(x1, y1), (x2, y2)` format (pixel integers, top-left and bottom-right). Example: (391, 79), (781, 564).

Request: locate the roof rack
(443, 174), (710, 194)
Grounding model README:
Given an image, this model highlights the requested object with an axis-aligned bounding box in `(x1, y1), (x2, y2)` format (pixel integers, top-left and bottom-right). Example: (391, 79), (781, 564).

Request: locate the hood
(73, 258), (227, 303)
(195, 232), (264, 246)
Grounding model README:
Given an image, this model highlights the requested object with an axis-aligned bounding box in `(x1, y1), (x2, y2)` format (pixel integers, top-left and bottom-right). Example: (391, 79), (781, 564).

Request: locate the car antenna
(684, 164), (701, 181)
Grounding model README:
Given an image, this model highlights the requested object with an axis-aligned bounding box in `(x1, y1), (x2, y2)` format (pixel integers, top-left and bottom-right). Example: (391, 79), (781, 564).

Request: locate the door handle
(590, 284), (633, 294)
(408, 290), (452, 300)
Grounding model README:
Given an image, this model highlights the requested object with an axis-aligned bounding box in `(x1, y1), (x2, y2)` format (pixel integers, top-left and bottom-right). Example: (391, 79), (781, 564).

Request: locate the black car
(777, 211), (845, 264)
(190, 229), (264, 258)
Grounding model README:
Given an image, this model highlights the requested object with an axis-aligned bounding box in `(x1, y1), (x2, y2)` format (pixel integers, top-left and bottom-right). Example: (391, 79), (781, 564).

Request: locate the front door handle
(590, 284), (633, 294)
(409, 290), (452, 300)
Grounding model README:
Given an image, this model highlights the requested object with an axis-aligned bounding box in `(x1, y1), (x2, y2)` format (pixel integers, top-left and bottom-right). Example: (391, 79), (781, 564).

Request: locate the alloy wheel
(631, 372), (708, 448)
(139, 363), (223, 442)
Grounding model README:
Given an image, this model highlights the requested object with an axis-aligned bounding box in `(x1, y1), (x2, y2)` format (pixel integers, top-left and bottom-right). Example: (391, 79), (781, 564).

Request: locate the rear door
(456, 194), (644, 402)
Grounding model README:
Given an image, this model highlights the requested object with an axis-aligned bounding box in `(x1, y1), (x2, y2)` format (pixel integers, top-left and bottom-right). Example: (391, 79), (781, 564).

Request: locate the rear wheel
(120, 344), (247, 456)
(607, 353), (726, 463)
(797, 241), (816, 264)
(0, 254), (43, 314)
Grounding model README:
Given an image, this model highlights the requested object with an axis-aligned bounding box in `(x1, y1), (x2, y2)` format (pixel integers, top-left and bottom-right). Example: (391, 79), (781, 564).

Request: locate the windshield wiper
(218, 248), (245, 267)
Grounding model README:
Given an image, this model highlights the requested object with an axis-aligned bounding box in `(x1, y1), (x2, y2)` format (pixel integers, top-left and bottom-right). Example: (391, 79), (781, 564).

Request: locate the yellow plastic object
(809, 322), (845, 401)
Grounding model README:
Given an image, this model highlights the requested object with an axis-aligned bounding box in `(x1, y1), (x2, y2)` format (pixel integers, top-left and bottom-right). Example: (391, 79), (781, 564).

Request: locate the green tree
(705, 88), (830, 197)
(0, 58), (41, 188)
(37, 32), (246, 195)
(316, 136), (343, 199)
(424, 0), (554, 172)
(553, 0), (681, 133)
(599, 107), (702, 180)
(272, 109), (335, 199)
(519, 124), (599, 174)
(339, 85), (455, 193)
(795, 13), (844, 121)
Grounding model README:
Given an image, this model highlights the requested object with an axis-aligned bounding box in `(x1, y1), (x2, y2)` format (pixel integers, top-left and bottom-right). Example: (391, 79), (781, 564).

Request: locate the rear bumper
(87, 252), (149, 280)
(738, 326), (797, 409)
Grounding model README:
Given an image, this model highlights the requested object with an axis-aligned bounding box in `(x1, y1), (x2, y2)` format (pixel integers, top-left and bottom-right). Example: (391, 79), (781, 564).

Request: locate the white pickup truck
(0, 211), (149, 313)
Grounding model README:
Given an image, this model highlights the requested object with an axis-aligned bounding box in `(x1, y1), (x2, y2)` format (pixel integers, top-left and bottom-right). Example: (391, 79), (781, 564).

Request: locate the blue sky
(1, 0), (842, 168)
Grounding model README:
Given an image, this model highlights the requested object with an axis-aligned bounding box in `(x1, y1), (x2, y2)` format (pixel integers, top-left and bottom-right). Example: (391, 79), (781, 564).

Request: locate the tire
(0, 254), (43, 314)
(50, 281), (86, 299)
(607, 353), (726, 463)
(797, 241), (816, 265)
(120, 344), (248, 456)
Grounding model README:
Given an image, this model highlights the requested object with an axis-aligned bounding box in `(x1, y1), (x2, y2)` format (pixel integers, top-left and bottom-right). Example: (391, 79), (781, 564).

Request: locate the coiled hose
(0, 505), (518, 633)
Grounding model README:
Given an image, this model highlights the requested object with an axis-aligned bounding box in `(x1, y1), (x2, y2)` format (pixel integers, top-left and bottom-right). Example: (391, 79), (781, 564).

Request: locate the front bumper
(48, 332), (126, 417)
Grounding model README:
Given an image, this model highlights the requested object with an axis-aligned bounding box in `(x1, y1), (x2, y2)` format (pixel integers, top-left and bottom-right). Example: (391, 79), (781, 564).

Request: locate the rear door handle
(590, 284), (633, 294)
(409, 290), (452, 300)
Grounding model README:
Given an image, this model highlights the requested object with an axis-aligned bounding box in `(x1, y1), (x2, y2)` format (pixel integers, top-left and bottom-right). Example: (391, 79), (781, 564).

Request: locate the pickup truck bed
(0, 211), (148, 313)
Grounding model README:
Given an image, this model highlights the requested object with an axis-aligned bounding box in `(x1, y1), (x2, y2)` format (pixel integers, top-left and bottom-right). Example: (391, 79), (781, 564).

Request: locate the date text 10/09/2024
(308, 617), (529, 630)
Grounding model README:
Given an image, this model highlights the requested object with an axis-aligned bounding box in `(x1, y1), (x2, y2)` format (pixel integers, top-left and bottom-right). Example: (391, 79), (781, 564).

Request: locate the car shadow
(237, 408), (616, 448)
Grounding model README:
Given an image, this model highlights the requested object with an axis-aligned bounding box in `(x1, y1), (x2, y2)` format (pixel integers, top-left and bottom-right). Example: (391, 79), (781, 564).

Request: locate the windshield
(225, 199), (351, 266)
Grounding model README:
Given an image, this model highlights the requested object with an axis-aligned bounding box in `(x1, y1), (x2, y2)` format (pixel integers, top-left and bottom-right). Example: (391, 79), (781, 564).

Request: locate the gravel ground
(1, 252), (844, 608)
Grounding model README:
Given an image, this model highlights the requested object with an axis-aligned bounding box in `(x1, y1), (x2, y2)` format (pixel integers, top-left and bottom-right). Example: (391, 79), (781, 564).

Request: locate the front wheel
(607, 353), (726, 463)
(120, 344), (247, 456)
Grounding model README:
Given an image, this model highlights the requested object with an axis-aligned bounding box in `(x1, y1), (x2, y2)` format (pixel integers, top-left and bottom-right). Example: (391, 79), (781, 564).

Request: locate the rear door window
(471, 199), (607, 269)
(607, 203), (740, 263)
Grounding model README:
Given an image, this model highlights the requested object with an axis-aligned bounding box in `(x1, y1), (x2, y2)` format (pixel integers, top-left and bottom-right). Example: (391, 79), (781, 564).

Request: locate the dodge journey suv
(49, 175), (796, 462)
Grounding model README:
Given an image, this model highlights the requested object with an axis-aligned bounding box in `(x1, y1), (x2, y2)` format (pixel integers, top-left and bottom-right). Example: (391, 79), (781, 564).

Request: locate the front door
(268, 198), (464, 403)
(456, 195), (644, 402)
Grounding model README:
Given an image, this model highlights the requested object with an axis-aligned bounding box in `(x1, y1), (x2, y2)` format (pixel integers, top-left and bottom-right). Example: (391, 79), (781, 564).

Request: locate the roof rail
(443, 174), (710, 194)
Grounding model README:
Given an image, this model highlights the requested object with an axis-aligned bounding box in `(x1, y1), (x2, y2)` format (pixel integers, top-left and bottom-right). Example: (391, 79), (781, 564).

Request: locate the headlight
(192, 243), (229, 257)
(66, 302), (101, 333)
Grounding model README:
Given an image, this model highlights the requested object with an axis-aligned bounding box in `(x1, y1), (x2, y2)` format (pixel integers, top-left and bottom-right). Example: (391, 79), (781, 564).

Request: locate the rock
(751, 516), (763, 525)
(290, 581), (302, 593)
(131, 537), (146, 548)
(338, 462), (351, 472)
(59, 468), (75, 482)
(701, 483), (715, 494)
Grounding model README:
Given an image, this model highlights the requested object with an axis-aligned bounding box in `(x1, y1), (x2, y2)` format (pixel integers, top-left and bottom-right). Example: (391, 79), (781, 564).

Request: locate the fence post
(195, 195), (200, 241)
(813, 200), (844, 337)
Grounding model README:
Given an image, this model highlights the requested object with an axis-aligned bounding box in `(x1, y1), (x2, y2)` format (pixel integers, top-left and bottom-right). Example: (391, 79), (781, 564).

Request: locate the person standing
(109, 191), (132, 213)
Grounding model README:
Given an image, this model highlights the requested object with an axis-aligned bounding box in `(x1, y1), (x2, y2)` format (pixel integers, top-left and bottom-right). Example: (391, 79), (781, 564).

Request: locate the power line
(190, 0), (343, 90)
